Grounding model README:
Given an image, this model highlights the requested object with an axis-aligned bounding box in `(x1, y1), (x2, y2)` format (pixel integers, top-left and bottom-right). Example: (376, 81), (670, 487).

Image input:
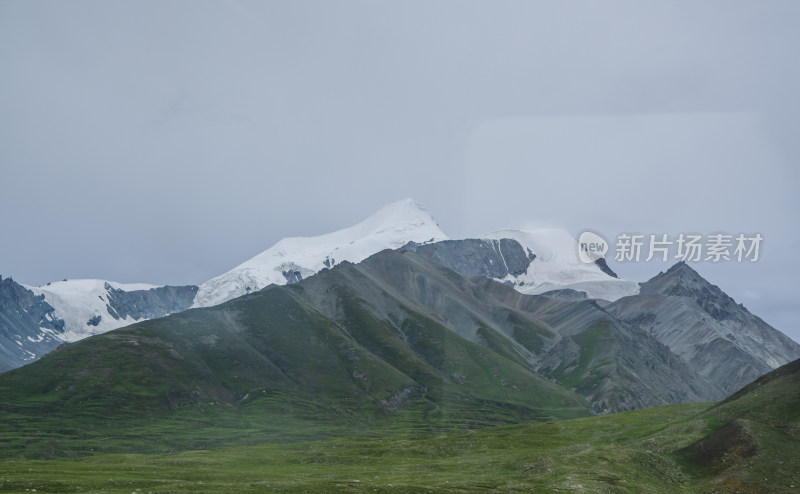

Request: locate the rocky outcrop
(594, 258), (618, 278)
(402, 238), (534, 280)
(104, 283), (198, 321)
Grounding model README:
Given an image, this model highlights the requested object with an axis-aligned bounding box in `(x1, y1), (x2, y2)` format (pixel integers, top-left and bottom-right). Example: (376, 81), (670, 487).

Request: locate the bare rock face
(606, 262), (800, 394)
(512, 296), (724, 413)
(0, 276), (64, 372)
(104, 283), (198, 321)
(402, 238), (534, 280)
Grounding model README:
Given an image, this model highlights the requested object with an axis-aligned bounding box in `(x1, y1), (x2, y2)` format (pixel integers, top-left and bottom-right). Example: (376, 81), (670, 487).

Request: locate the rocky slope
(606, 262), (800, 394)
(0, 277), (64, 372)
(301, 250), (724, 413)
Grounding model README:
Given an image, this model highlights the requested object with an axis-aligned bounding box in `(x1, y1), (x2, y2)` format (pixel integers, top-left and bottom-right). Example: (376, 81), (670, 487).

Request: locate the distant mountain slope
(606, 262), (800, 394)
(193, 198), (448, 308)
(287, 250), (723, 413)
(523, 297), (724, 412)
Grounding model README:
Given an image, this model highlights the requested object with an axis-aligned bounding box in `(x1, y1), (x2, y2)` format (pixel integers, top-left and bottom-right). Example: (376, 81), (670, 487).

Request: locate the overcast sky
(1, 1), (798, 341)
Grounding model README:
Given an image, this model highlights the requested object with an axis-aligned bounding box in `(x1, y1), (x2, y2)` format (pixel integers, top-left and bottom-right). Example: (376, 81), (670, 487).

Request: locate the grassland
(0, 403), (709, 493)
(5, 355), (799, 493)
(1, 396), (796, 494)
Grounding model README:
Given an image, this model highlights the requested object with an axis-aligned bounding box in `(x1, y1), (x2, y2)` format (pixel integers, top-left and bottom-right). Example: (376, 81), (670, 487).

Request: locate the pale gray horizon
(1, 1), (798, 342)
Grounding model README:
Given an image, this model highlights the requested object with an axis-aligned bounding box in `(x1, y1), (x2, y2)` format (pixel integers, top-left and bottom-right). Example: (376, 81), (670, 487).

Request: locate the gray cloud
(1, 0), (798, 340)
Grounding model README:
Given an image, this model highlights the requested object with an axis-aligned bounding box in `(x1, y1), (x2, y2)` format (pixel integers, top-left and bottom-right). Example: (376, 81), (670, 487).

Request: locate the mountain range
(0, 199), (797, 420)
(0, 200), (798, 462)
(0, 199), (633, 372)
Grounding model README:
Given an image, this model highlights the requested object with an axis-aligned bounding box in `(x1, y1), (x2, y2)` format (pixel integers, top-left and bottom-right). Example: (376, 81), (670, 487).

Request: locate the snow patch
(480, 229), (639, 301)
(26, 279), (158, 342)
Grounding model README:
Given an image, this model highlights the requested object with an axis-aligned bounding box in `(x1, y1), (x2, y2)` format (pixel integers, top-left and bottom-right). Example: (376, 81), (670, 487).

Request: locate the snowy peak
(264, 198), (445, 257)
(339, 198), (443, 242)
(194, 201), (642, 309)
(193, 199), (448, 307)
(479, 229), (639, 301)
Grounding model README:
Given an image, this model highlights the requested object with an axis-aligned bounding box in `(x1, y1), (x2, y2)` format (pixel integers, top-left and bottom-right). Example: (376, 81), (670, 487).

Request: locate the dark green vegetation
(0, 403), (708, 493)
(0, 357), (798, 493)
(677, 357), (800, 492)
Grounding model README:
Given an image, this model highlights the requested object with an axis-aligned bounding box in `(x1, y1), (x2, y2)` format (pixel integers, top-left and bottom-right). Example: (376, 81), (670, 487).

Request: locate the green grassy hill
(0, 253), (589, 459)
(677, 357), (800, 492)
(2, 357), (798, 492)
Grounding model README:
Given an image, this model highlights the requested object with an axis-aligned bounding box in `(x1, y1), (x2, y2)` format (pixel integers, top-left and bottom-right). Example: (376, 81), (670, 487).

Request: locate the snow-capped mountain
(26, 280), (198, 342)
(480, 229), (640, 301)
(27, 279), (154, 341)
(194, 200), (636, 308)
(193, 198), (449, 307)
(0, 277), (198, 372)
(0, 198), (644, 372)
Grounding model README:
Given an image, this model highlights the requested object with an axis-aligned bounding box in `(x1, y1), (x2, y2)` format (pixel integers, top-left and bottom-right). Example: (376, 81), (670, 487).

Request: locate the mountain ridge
(2, 198), (633, 374)
(1, 198), (796, 411)
(607, 261), (800, 393)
